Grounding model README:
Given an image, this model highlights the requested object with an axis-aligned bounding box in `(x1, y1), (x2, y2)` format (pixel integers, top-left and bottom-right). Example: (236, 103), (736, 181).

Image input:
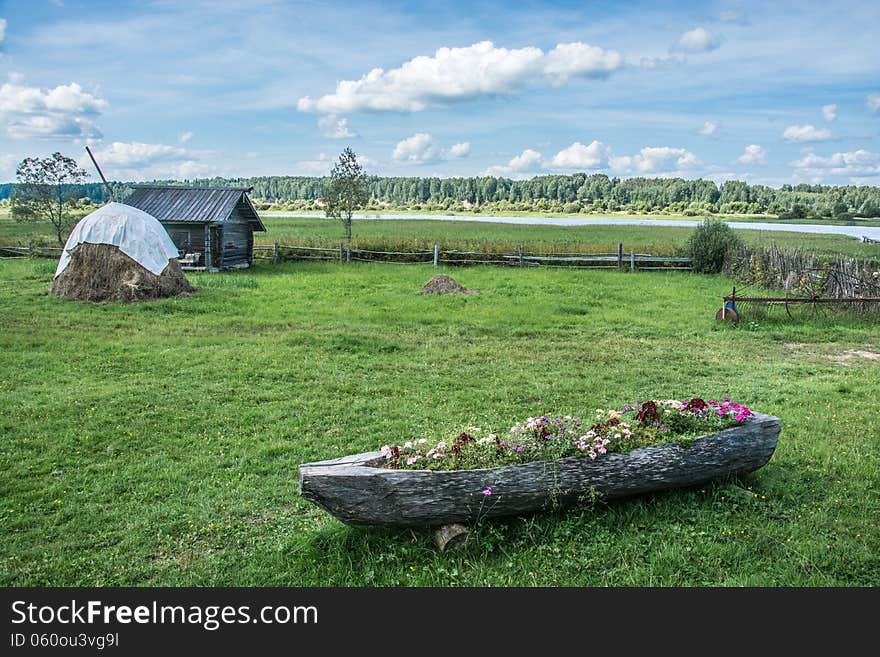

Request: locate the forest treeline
(2, 174), (879, 219)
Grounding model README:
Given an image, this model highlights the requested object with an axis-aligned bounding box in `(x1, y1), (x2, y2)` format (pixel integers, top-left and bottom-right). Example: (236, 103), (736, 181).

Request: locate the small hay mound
(50, 243), (194, 303)
(418, 274), (474, 295)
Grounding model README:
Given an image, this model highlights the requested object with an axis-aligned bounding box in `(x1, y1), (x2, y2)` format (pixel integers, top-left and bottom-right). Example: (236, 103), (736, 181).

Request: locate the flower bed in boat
(380, 397), (752, 471)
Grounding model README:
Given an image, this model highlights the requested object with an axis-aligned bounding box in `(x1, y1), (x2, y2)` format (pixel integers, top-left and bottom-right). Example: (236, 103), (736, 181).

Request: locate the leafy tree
(11, 152), (87, 244)
(685, 218), (743, 274)
(325, 147), (368, 244)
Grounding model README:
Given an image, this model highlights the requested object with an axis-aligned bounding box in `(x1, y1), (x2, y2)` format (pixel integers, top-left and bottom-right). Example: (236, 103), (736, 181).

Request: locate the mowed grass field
(3, 207), (880, 258)
(257, 215), (880, 258)
(1, 256), (878, 586)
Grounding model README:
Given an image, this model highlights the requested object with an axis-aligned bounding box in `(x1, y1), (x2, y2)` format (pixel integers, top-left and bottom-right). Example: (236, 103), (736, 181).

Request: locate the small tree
(11, 152), (88, 245)
(325, 147), (368, 244)
(685, 218), (744, 274)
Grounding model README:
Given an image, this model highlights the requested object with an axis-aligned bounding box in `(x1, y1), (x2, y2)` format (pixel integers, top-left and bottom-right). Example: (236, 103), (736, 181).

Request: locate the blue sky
(1, 0), (879, 185)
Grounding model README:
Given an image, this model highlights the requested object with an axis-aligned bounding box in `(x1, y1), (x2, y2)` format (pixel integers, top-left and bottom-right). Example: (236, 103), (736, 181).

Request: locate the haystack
(51, 202), (193, 303)
(418, 274), (474, 295)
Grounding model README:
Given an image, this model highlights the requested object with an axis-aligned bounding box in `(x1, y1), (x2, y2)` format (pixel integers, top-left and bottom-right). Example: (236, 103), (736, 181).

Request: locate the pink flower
(406, 456), (419, 465)
(481, 487), (493, 496)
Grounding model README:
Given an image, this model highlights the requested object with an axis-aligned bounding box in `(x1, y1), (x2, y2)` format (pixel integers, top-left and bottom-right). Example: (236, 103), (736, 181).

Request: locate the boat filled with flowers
(298, 397), (780, 527)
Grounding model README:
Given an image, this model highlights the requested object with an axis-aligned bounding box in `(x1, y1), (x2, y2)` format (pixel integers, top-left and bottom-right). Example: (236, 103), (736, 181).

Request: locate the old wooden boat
(298, 412), (780, 527)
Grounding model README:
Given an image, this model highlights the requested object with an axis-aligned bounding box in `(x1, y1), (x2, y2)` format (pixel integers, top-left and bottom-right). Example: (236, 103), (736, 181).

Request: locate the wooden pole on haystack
(85, 146), (115, 203)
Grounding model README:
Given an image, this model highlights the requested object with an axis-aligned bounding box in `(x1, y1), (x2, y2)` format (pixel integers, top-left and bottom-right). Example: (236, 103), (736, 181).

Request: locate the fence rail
(3, 240), (691, 272)
(254, 241), (691, 271)
(0, 244), (63, 259)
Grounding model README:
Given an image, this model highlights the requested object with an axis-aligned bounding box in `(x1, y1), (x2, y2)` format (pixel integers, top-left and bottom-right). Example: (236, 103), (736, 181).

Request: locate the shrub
(685, 218), (743, 273)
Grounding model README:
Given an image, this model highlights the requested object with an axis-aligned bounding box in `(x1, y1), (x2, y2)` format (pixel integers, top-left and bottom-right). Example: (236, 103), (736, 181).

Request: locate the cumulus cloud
(317, 114), (357, 139)
(392, 133), (471, 164)
(542, 42), (623, 85)
(699, 121), (719, 136)
(782, 124), (832, 142)
(85, 141), (213, 180)
(447, 141), (471, 158)
(610, 146), (701, 175)
(821, 104), (837, 122)
(867, 93), (880, 113)
(179, 130), (193, 143)
(548, 141), (610, 170)
(737, 144), (766, 165)
(0, 73), (106, 139)
(791, 149), (880, 178)
(674, 27), (722, 53)
(92, 141), (190, 167)
(484, 142), (700, 178)
(297, 40), (623, 114)
(483, 148), (544, 177)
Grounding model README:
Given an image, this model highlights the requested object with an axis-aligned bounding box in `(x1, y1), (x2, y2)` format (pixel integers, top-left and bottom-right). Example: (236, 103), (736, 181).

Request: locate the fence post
(339, 242), (343, 263)
(630, 250), (635, 272)
(433, 244), (439, 267)
(273, 240), (279, 264)
(518, 244), (524, 267)
(346, 245), (351, 263)
(28, 242), (34, 257)
(617, 243), (623, 270)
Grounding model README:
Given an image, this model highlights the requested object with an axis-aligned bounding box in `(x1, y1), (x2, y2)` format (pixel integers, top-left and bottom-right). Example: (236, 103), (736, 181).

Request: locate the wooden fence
(254, 242), (692, 271)
(723, 243), (880, 298)
(0, 244), (63, 259)
(1, 241), (692, 272)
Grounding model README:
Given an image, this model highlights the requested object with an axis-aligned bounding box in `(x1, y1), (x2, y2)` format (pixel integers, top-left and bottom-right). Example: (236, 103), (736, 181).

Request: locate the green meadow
(3, 207), (879, 258)
(1, 254), (878, 586)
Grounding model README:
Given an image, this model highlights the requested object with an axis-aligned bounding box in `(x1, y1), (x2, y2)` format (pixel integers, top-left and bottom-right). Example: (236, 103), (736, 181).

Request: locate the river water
(269, 213), (880, 241)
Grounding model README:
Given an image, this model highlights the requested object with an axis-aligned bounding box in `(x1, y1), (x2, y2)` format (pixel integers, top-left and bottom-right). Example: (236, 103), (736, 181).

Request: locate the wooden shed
(124, 186), (266, 271)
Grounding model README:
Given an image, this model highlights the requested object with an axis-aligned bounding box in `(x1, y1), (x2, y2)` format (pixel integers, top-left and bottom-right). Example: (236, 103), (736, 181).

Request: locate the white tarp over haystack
(55, 202), (179, 278)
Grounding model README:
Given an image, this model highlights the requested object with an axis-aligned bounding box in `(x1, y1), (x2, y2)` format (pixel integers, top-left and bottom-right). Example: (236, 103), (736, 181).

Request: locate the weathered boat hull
(298, 412), (780, 526)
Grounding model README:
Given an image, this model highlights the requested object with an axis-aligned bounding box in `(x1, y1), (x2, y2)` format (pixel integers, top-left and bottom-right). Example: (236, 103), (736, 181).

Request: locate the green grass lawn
(262, 216), (880, 258)
(3, 208), (879, 258)
(1, 258), (878, 586)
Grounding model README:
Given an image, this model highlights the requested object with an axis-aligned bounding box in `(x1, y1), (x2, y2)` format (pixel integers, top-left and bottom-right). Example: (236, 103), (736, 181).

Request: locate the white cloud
(179, 130), (193, 143)
(737, 144), (766, 165)
(791, 149), (880, 178)
(317, 114), (357, 139)
(542, 42), (623, 84)
(674, 27), (722, 53)
(610, 146), (701, 175)
(782, 124), (832, 142)
(483, 148), (544, 177)
(867, 93), (880, 113)
(391, 133), (470, 164)
(509, 148), (543, 171)
(0, 18), (6, 47)
(548, 140), (610, 169)
(821, 104), (837, 122)
(92, 141), (190, 167)
(83, 140), (222, 181)
(0, 74), (106, 139)
(447, 141), (470, 159)
(297, 40), (623, 114)
(392, 133), (438, 164)
(484, 143), (700, 178)
(699, 120), (718, 136)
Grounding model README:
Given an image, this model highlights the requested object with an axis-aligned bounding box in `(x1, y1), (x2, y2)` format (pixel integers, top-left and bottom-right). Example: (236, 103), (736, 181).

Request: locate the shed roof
(124, 186), (266, 231)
